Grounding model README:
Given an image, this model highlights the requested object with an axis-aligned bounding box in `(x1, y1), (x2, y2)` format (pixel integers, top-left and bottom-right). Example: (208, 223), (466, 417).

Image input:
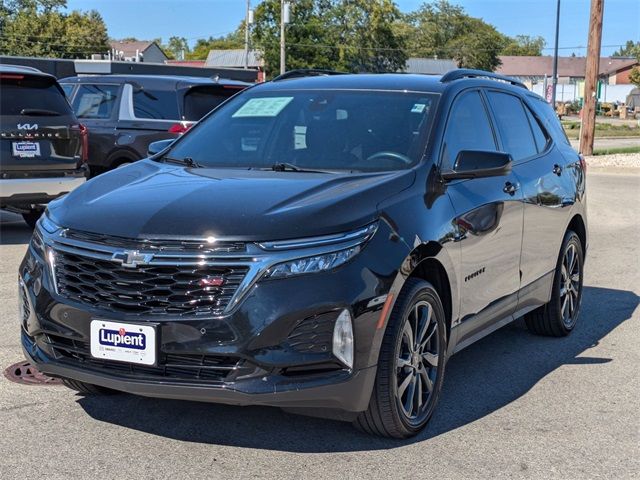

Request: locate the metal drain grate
(3, 361), (61, 386)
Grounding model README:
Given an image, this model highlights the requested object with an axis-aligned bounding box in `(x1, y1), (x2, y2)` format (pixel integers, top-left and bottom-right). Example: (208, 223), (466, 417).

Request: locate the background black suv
(0, 65), (87, 227)
(60, 74), (249, 175)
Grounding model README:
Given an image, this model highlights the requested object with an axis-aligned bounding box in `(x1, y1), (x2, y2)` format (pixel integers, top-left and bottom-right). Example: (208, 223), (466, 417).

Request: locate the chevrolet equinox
(19, 69), (587, 438)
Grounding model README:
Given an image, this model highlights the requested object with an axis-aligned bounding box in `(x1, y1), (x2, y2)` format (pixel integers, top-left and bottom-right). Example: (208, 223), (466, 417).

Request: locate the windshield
(165, 89), (438, 172)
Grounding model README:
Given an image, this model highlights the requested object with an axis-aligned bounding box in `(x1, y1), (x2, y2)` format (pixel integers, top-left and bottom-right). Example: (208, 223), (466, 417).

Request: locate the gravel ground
(586, 152), (640, 169)
(0, 172), (638, 479)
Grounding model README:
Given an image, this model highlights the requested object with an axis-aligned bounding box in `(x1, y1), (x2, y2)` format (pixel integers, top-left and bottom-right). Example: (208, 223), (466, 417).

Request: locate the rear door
(115, 82), (181, 157)
(485, 90), (577, 309)
(442, 89), (524, 348)
(67, 82), (121, 169)
(1, 73), (81, 172)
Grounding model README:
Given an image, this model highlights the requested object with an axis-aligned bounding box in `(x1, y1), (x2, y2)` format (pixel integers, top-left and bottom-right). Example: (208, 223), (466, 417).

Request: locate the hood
(49, 160), (415, 241)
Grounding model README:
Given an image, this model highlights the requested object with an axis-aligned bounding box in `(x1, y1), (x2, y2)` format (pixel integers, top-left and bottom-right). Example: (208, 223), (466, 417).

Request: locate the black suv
(60, 75), (249, 175)
(1, 65), (88, 227)
(20, 70), (587, 438)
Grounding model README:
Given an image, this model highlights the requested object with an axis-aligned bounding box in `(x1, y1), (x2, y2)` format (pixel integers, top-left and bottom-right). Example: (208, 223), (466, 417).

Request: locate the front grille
(44, 333), (240, 382)
(62, 229), (246, 253)
(54, 250), (248, 317)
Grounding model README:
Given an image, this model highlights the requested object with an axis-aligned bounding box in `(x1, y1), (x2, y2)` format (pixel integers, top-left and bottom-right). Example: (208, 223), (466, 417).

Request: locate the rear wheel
(354, 278), (446, 438)
(21, 208), (44, 229)
(61, 378), (116, 395)
(525, 230), (584, 336)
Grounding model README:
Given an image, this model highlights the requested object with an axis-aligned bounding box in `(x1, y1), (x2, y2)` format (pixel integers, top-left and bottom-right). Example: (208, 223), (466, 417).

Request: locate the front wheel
(525, 230), (584, 336)
(354, 278), (446, 438)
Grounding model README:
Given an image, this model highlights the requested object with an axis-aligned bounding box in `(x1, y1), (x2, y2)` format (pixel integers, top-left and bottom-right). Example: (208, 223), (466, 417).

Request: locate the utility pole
(550, 0), (561, 107)
(280, 1), (290, 75)
(244, 0), (251, 69)
(579, 0), (604, 155)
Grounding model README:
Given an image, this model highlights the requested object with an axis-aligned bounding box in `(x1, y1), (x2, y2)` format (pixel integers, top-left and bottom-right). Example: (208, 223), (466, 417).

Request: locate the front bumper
(19, 220), (409, 412)
(1, 172), (86, 206)
(22, 331), (376, 411)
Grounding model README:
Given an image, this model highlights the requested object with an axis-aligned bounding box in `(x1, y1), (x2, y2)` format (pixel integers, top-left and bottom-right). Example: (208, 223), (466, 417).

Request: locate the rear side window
(71, 84), (119, 119)
(183, 86), (242, 121)
(528, 95), (570, 145)
(60, 83), (75, 98)
(132, 88), (179, 120)
(486, 91), (537, 161)
(441, 90), (497, 171)
(0, 75), (72, 116)
(524, 107), (548, 153)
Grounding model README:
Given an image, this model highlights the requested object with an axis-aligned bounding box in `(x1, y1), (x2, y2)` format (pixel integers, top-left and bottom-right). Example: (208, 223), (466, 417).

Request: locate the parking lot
(0, 170), (638, 479)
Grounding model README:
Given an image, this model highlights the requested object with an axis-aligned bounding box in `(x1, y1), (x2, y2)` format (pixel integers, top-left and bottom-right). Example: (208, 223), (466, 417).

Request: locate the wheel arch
(567, 213), (587, 254)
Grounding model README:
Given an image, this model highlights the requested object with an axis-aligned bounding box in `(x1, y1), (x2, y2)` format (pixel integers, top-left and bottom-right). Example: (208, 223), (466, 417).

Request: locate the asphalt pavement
(0, 171), (638, 479)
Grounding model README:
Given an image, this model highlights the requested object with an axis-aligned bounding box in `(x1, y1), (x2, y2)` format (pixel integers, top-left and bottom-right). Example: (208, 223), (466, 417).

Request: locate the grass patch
(562, 122), (640, 139)
(591, 146), (640, 156)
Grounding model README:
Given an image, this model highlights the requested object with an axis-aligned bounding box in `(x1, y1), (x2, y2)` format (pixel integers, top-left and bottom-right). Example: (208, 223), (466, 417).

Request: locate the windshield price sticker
(232, 97), (294, 118)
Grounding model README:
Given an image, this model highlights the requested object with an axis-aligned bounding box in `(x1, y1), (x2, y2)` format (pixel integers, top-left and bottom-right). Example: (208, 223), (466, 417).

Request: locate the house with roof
(497, 55), (639, 87)
(109, 40), (169, 63)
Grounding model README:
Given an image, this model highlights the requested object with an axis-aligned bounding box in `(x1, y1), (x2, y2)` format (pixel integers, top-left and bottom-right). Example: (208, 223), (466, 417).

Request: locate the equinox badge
(111, 250), (153, 268)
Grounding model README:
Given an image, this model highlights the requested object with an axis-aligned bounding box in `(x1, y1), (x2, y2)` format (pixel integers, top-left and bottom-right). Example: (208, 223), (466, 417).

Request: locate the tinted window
(441, 91), (496, 171)
(183, 86), (244, 121)
(525, 107), (548, 153)
(133, 88), (179, 120)
(528, 95), (570, 145)
(166, 90), (438, 172)
(71, 84), (119, 119)
(60, 83), (75, 98)
(486, 91), (537, 161)
(0, 76), (72, 116)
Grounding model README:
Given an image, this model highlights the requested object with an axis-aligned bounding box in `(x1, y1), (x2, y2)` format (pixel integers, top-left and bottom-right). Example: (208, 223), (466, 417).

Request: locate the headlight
(264, 245), (361, 279)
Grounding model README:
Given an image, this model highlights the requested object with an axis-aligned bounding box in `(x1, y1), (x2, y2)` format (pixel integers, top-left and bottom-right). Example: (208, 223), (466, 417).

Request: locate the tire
(21, 209), (44, 229)
(354, 278), (446, 438)
(61, 378), (116, 395)
(525, 230), (584, 337)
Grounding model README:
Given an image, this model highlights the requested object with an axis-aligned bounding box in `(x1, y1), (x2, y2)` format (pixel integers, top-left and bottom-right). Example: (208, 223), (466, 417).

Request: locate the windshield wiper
(159, 155), (203, 168)
(269, 162), (336, 173)
(20, 108), (61, 116)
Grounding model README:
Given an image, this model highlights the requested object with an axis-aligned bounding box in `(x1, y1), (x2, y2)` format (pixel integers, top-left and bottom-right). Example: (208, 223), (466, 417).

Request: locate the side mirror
(147, 139), (174, 157)
(441, 150), (512, 181)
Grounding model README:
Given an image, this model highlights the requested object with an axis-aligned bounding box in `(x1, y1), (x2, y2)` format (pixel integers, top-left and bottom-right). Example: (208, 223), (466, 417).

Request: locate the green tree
(402, 0), (508, 70)
(502, 35), (546, 56)
(160, 36), (190, 60)
(252, 0), (406, 77)
(0, 0), (109, 58)
(613, 40), (640, 58)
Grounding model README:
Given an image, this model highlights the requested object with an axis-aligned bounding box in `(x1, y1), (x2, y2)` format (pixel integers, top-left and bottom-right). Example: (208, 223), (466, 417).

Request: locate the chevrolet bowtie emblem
(111, 250), (153, 268)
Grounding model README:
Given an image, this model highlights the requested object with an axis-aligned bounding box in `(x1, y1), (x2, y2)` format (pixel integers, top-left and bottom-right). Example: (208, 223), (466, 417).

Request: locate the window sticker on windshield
(411, 103), (427, 114)
(232, 97), (294, 118)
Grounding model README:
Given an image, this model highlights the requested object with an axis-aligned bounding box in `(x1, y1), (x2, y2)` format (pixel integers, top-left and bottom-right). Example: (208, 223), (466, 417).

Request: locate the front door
(440, 90), (524, 347)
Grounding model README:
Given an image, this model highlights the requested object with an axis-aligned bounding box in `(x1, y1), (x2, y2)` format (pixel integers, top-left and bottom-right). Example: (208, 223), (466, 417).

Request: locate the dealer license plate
(12, 141), (41, 157)
(90, 320), (156, 366)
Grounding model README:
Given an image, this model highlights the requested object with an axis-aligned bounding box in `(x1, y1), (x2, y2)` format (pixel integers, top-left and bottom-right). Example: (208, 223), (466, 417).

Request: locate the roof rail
(440, 69), (526, 89)
(272, 68), (348, 81)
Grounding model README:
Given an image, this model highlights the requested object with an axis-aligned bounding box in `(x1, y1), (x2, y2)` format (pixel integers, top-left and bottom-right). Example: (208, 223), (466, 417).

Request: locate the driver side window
(441, 91), (497, 171)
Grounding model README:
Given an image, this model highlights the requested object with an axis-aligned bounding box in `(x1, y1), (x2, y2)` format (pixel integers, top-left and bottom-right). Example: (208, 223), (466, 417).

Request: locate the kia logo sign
(17, 123), (38, 130)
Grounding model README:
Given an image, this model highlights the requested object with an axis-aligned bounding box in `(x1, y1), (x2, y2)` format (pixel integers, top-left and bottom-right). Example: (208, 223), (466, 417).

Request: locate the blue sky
(66, 0), (639, 56)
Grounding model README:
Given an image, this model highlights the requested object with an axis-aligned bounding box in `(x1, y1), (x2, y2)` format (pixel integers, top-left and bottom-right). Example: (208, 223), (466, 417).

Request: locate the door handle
(553, 164), (563, 176)
(503, 181), (518, 196)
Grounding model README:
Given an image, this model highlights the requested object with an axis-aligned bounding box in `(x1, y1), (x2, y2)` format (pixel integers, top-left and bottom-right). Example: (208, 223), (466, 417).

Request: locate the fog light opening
(332, 309), (354, 369)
